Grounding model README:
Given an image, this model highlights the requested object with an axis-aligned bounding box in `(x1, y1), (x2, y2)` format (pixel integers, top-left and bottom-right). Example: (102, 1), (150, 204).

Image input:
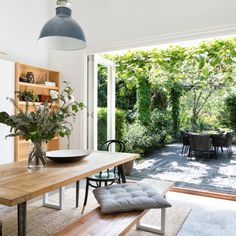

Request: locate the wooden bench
(55, 178), (174, 236)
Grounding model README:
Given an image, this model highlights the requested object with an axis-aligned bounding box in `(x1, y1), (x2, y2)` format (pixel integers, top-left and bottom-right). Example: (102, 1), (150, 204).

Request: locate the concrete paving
(167, 191), (236, 236)
(131, 143), (236, 194)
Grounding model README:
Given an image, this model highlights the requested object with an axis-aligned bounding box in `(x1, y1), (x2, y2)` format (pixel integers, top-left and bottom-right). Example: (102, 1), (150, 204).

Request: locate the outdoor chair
(180, 130), (190, 154)
(212, 132), (233, 158)
(189, 134), (213, 160)
(78, 139), (126, 213)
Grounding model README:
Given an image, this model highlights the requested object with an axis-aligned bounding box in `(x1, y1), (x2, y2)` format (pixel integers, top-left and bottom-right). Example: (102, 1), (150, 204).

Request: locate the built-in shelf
(18, 101), (58, 106)
(15, 63), (60, 162)
(19, 82), (59, 90)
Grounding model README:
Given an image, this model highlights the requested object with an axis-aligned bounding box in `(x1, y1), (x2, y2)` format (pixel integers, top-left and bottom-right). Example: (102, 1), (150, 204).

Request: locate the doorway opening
(86, 35), (236, 199)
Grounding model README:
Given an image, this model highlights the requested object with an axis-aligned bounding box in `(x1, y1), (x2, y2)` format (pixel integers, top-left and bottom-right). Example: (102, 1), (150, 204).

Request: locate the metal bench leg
(136, 194), (167, 235)
(136, 208), (166, 235)
(43, 187), (65, 210)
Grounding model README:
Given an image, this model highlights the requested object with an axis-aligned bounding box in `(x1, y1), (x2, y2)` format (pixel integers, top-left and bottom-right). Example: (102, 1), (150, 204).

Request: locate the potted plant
(0, 81), (84, 170)
(16, 90), (39, 102)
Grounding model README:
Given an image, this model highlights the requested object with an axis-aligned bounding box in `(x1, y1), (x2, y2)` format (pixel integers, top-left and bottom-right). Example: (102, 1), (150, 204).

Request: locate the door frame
(87, 55), (116, 151)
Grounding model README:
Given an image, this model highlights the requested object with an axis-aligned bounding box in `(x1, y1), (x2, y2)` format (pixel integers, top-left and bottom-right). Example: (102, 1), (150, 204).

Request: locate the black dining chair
(77, 140), (126, 213)
(212, 132), (233, 158)
(180, 130), (190, 155)
(189, 134), (213, 160)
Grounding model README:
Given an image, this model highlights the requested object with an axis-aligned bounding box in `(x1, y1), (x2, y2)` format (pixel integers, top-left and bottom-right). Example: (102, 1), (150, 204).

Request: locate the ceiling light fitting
(38, 0), (86, 51)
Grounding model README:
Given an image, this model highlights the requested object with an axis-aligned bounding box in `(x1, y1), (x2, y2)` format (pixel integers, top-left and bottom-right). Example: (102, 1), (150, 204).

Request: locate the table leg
(0, 218), (2, 236)
(76, 181), (80, 208)
(118, 164), (126, 183)
(18, 201), (27, 236)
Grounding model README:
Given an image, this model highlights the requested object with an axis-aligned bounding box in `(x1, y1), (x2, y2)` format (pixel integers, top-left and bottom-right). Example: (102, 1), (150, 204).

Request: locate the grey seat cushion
(93, 183), (171, 214)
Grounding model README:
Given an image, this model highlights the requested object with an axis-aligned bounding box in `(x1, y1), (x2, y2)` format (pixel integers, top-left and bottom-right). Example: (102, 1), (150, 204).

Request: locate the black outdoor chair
(189, 134), (213, 160)
(212, 132), (233, 158)
(180, 130), (190, 155)
(78, 140), (126, 213)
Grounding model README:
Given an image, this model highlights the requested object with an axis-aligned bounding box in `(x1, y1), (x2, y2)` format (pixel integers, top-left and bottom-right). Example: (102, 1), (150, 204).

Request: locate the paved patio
(131, 143), (236, 194)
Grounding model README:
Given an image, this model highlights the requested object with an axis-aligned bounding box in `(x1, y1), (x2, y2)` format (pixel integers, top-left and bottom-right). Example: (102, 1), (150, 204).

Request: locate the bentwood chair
(77, 140), (126, 213)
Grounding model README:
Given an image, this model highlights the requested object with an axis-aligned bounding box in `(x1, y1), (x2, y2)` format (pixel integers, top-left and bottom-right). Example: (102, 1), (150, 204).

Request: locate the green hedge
(125, 109), (172, 156)
(137, 76), (151, 126)
(97, 108), (126, 149)
(224, 94), (236, 132)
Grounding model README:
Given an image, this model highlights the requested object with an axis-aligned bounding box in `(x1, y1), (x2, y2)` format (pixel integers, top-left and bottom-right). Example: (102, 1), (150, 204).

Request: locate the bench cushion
(93, 183), (171, 214)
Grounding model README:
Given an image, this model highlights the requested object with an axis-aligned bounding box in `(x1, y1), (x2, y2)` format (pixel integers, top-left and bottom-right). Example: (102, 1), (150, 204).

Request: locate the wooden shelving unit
(19, 82), (59, 91)
(15, 63), (60, 162)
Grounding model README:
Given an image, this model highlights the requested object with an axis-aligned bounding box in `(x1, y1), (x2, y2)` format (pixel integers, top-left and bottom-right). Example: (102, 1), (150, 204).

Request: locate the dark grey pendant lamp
(38, 0), (86, 50)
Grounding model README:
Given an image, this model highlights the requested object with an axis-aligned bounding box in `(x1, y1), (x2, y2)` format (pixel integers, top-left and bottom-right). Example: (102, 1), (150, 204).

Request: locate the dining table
(0, 150), (139, 236)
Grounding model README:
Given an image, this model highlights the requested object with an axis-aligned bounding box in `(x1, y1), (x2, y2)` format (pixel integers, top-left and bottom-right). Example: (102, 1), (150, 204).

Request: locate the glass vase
(28, 141), (47, 171)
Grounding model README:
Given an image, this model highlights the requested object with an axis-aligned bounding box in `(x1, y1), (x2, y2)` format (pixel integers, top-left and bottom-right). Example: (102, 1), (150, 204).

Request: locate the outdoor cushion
(93, 183), (171, 214)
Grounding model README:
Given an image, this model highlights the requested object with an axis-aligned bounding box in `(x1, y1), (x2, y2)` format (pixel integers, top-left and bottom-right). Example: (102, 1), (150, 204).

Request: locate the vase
(28, 141), (47, 170)
(26, 72), (35, 83)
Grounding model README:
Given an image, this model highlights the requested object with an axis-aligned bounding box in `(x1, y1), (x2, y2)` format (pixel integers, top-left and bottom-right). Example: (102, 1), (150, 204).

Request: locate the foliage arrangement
(0, 82), (84, 146)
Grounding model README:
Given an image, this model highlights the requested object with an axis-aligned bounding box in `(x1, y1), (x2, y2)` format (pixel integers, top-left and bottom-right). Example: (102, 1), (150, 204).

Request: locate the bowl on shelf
(19, 77), (29, 83)
(46, 149), (91, 163)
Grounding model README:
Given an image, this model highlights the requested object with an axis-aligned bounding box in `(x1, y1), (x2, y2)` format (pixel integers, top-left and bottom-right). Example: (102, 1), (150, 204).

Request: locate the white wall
(0, 0), (50, 67)
(0, 60), (15, 164)
(0, 0), (52, 163)
(48, 50), (87, 150)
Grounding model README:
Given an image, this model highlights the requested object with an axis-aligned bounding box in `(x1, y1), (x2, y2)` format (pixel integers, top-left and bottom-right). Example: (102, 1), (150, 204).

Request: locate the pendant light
(38, 0), (86, 51)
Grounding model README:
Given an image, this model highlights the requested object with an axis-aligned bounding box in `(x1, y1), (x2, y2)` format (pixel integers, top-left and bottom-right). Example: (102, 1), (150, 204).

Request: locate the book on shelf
(37, 81), (56, 87)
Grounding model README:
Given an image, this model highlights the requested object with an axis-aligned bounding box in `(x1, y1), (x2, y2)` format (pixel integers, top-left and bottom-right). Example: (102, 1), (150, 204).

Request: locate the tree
(180, 38), (236, 130)
(108, 51), (153, 125)
(224, 94), (236, 132)
(151, 46), (186, 138)
(104, 36), (236, 136)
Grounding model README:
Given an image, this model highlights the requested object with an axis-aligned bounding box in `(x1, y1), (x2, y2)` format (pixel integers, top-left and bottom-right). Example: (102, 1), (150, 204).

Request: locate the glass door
(87, 55), (116, 151)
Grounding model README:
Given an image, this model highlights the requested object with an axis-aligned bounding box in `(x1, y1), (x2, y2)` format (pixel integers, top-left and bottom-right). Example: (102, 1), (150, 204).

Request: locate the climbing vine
(170, 85), (182, 139)
(137, 75), (151, 126)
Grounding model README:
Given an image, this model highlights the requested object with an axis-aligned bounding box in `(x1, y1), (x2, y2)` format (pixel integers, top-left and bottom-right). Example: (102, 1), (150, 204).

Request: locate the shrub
(125, 109), (172, 156)
(125, 122), (158, 155)
(97, 108), (126, 148)
(224, 94), (236, 132)
(149, 109), (172, 141)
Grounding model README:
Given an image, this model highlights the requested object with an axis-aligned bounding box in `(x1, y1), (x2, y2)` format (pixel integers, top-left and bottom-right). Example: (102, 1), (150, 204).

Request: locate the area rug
(0, 187), (191, 236)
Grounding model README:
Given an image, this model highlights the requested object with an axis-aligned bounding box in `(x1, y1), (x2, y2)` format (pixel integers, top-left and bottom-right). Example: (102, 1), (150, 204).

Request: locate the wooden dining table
(0, 151), (139, 236)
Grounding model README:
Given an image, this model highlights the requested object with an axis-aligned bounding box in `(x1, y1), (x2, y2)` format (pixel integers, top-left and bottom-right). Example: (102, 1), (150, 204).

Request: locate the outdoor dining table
(0, 151), (139, 236)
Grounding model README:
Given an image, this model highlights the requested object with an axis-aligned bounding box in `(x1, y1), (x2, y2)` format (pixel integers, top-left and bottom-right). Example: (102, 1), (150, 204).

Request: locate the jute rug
(0, 187), (191, 236)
